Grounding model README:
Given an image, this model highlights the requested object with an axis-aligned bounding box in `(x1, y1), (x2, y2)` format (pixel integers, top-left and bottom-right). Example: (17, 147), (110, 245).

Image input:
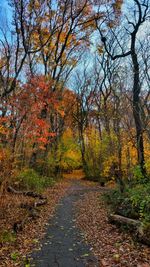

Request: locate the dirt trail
(30, 180), (101, 267)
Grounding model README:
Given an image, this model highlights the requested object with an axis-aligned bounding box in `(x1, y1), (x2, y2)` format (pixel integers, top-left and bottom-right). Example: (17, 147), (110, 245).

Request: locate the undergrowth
(104, 180), (150, 228)
(15, 168), (55, 192)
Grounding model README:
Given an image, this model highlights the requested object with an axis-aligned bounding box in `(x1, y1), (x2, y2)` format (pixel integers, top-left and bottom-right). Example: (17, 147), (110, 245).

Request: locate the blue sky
(0, 0), (12, 25)
(0, 0), (9, 9)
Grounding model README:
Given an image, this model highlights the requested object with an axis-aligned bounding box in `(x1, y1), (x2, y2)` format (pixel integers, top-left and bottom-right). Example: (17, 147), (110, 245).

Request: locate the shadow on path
(30, 180), (100, 267)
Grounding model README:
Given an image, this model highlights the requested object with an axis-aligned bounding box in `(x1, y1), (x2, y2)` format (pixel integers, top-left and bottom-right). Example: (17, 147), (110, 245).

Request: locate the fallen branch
(13, 217), (30, 232)
(109, 214), (150, 246)
(108, 214), (140, 228)
(7, 186), (47, 199)
(13, 209), (40, 232)
(20, 199), (47, 210)
(13, 203), (44, 233)
(8, 186), (48, 232)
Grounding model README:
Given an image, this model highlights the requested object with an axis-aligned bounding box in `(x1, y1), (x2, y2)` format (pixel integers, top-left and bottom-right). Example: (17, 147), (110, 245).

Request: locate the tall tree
(96, 0), (150, 175)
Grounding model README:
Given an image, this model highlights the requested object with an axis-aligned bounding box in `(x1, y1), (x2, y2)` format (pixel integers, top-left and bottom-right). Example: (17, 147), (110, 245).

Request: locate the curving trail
(30, 180), (101, 267)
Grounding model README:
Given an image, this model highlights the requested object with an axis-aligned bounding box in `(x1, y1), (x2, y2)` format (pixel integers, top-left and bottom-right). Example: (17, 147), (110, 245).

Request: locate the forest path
(30, 179), (102, 267)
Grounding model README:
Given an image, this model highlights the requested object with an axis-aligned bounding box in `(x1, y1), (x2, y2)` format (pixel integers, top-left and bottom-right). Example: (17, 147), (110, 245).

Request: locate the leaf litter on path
(75, 191), (150, 267)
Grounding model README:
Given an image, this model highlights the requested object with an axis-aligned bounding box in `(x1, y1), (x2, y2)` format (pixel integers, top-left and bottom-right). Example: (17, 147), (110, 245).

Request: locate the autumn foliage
(0, 0), (150, 266)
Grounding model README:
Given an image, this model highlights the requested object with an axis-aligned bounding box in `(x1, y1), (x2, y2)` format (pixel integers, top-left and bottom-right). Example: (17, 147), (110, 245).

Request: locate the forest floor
(1, 171), (150, 267)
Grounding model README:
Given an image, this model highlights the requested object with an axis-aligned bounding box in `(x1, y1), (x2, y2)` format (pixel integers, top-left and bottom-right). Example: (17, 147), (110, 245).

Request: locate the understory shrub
(15, 168), (55, 192)
(83, 164), (101, 182)
(104, 181), (150, 225)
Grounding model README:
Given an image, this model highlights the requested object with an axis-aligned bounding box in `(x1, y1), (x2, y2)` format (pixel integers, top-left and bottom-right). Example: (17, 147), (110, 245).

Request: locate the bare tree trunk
(131, 35), (146, 176)
(79, 126), (87, 171)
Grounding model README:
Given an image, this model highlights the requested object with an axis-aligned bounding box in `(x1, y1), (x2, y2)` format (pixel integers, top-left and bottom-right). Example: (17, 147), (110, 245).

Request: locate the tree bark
(131, 32), (146, 176)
